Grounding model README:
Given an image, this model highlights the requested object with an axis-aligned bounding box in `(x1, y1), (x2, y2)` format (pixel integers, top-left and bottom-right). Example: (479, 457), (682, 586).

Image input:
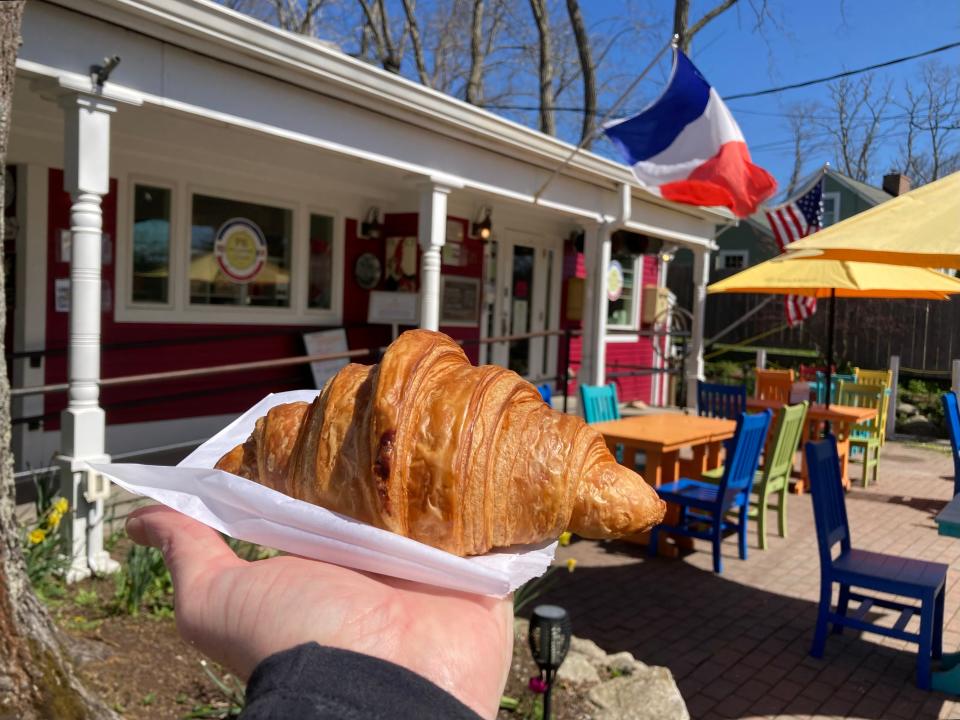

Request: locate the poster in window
(384, 236), (417, 291)
(439, 276), (480, 327)
(214, 218), (268, 283)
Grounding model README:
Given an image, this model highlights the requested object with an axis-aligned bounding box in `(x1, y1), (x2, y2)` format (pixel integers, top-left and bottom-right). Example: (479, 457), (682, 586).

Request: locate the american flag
(764, 178), (824, 326)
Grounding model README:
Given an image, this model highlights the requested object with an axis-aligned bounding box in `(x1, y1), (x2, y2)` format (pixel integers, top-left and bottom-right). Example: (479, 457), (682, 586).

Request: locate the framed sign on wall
(439, 276), (480, 327)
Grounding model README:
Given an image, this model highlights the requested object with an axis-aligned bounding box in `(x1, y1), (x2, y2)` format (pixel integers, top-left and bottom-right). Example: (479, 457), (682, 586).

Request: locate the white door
(489, 232), (561, 382)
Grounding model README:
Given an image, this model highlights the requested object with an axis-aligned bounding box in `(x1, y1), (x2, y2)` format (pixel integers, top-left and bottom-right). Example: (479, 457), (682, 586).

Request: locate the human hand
(125, 505), (514, 719)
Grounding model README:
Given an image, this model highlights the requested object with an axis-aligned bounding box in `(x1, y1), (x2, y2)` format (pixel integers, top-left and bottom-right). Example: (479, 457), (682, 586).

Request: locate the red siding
(42, 179), (484, 430)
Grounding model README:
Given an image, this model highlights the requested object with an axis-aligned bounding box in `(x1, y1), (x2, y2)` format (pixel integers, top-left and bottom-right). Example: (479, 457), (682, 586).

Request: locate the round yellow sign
(214, 218), (267, 282)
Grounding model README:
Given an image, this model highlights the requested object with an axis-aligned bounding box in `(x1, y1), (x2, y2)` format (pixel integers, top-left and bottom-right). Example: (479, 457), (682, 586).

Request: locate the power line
(480, 38), (960, 115)
(725, 39), (960, 100)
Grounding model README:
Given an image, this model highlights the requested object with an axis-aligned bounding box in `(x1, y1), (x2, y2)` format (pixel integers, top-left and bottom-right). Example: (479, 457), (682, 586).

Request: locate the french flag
(603, 50), (776, 218)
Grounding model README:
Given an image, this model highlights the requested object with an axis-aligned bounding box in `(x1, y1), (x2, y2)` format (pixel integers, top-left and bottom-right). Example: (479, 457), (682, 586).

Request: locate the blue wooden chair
(696, 381), (747, 420)
(942, 392), (960, 498)
(537, 383), (552, 406)
(649, 409), (772, 573)
(579, 383), (620, 423)
(807, 436), (947, 690)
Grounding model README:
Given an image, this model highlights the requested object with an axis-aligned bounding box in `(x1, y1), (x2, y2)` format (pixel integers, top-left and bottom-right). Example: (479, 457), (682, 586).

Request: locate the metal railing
(9, 326), (685, 422)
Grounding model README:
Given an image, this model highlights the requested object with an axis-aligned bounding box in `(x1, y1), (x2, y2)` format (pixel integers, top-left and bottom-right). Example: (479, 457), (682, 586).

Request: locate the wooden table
(747, 398), (878, 493)
(592, 413), (737, 487)
(592, 413), (737, 556)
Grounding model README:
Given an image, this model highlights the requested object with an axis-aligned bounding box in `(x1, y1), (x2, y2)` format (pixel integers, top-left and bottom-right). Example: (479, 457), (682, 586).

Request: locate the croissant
(216, 329), (664, 556)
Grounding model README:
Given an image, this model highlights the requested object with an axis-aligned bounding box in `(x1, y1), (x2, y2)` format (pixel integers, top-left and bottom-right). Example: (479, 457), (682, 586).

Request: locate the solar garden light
(528, 604), (572, 720)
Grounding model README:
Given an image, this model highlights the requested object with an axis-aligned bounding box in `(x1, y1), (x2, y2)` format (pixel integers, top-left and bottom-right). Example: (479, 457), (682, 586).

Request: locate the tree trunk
(527, 0), (555, 136)
(565, 0), (594, 147)
(0, 5), (116, 718)
(465, 0), (484, 105)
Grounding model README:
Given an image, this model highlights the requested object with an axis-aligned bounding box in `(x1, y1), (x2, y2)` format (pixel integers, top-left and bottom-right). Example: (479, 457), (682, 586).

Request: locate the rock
(900, 414), (938, 436)
(556, 653), (601, 684)
(569, 635), (607, 662)
(605, 650), (646, 676)
(588, 667), (689, 720)
(897, 402), (918, 416)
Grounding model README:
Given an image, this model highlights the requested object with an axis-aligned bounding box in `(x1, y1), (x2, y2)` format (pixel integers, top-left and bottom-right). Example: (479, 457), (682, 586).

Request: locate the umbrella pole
(824, 288), (836, 434)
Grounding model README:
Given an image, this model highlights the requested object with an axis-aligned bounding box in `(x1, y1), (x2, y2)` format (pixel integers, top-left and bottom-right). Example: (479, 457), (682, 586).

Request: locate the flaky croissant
(216, 329), (664, 556)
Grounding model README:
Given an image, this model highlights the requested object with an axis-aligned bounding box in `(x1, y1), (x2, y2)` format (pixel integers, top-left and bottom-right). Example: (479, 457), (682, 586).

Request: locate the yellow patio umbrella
(708, 254), (960, 407)
(788, 171), (960, 268)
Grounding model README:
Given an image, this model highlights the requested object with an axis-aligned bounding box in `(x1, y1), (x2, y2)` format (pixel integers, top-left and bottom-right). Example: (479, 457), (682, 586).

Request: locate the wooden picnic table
(591, 413), (737, 556)
(746, 398), (877, 493)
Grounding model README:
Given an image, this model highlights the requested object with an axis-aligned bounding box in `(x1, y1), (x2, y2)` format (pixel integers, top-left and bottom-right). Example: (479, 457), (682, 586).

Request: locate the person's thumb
(126, 505), (241, 592)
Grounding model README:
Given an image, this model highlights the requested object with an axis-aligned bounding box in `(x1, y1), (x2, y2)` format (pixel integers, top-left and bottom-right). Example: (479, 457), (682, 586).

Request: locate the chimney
(883, 173), (911, 197)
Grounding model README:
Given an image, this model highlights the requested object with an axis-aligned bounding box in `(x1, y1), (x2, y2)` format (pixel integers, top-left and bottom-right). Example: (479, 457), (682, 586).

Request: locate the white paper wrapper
(93, 390), (556, 597)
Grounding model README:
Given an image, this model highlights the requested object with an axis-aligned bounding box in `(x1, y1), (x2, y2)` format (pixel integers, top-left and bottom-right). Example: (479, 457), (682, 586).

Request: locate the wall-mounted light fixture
(360, 207), (383, 240)
(569, 228), (585, 254)
(472, 206), (493, 240)
(90, 55), (121, 88)
(659, 244), (678, 264)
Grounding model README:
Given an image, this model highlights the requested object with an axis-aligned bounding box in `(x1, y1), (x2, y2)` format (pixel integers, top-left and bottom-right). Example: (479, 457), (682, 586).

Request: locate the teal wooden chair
(815, 371), (856, 404)
(702, 402), (808, 549)
(579, 383), (620, 423)
(837, 382), (885, 487)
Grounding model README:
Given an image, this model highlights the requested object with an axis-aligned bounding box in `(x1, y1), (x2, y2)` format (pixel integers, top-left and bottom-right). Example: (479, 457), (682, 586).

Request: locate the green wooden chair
(854, 368), (893, 446)
(702, 402), (809, 549)
(838, 382), (885, 487)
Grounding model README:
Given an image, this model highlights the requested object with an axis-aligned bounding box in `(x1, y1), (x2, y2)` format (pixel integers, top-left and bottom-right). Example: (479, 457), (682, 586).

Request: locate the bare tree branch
(565, 0), (595, 145)
(400, 0), (430, 86)
(527, 0), (556, 135)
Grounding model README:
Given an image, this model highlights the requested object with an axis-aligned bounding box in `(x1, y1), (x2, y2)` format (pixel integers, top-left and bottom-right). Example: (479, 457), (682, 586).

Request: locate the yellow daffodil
(48, 509), (63, 528)
(558, 531), (572, 547)
(28, 528), (46, 545)
(566, 557), (577, 572)
(54, 498), (69, 514)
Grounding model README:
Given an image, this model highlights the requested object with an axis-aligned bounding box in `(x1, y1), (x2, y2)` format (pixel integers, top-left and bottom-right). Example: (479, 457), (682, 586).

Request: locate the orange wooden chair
(755, 369), (795, 404)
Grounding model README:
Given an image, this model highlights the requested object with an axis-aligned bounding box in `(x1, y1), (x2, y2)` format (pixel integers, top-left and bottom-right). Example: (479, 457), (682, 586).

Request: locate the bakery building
(8, 0), (723, 474)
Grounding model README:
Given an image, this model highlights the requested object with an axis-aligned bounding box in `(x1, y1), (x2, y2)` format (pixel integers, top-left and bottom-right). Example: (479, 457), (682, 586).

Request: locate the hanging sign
(214, 218), (267, 283)
(607, 259), (624, 302)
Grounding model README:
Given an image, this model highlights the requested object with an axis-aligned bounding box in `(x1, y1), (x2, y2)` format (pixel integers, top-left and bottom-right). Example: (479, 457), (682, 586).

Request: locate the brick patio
(536, 440), (960, 719)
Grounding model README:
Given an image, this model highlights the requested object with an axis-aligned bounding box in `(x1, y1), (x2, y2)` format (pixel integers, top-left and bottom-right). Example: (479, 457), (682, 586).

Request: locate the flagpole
(532, 34), (679, 204)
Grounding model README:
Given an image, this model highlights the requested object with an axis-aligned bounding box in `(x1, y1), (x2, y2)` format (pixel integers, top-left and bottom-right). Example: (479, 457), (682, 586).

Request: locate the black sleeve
(240, 642), (485, 720)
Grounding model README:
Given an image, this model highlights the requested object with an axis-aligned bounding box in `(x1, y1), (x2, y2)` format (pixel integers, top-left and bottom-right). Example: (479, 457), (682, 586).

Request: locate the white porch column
(579, 223), (611, 389)
(55, 92), (118, 582)
(685, 246), (710, 409)
(417, 182), (452, 331)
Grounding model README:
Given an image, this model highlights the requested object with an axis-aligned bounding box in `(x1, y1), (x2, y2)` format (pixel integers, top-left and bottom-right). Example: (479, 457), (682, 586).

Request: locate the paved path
(536, 440), (960, 719)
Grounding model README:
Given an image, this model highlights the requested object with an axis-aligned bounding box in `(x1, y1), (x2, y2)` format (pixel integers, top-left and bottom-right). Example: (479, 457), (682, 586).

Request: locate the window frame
(125, 176), (177, 310)
(606, 254), (642, 332)
(822, 191), (841, 227)
(717, 249), (749, 271)
(117, 177), (344, 326)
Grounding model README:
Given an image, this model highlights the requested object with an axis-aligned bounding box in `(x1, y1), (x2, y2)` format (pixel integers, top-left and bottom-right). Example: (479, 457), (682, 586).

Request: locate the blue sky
(581, 0), (960, 195)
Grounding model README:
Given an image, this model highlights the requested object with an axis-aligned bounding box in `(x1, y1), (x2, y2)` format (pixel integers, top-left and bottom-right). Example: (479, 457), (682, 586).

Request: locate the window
(822, 192), (840, 227)
(307, 213), (334, 310)
(607, 251), (639, 329)
(132, 184), (171, 304)
(189, 193), (292, 307)
(717, 250), (748, 270)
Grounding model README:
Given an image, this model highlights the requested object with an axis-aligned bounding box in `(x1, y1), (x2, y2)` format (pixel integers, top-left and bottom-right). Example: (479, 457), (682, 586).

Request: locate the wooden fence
(668, 264), (960, 376)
